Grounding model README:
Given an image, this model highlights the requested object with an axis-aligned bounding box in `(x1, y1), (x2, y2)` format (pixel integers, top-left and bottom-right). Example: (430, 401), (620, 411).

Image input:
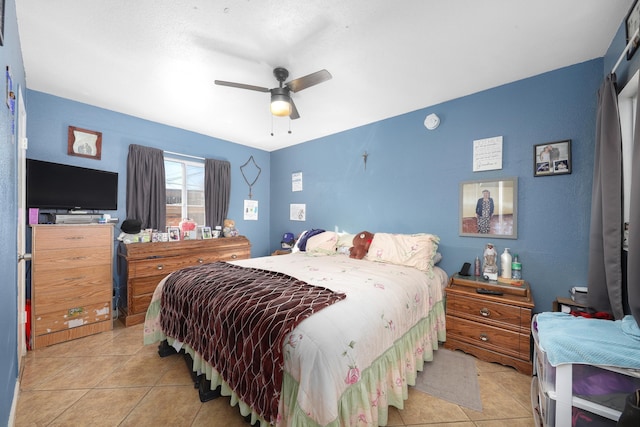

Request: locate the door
(16, 86), (28, 363)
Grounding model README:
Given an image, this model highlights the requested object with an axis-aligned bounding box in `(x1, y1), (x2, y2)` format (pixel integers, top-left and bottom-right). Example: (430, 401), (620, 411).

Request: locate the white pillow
(366, 233), (440, 272)
(305, 231), (339, 256)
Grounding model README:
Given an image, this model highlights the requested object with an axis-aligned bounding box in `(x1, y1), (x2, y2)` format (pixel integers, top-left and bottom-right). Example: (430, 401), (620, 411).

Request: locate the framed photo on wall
(533, 140), (571, 177)
(68, 126), (103, 160)
(627, 0), (640, 60)
(459, 178), (518, 239)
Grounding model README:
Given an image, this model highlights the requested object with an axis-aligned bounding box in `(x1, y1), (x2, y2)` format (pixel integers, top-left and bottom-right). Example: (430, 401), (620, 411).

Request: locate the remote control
(476, 288), (503, 296)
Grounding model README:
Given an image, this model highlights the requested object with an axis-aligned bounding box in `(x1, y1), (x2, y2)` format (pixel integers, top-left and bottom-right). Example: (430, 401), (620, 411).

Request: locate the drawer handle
(197, 258), (204, 264)
(70, 256), (87, 261)
(479, 333), (489, 342)
(480, 307), (491, 317)
(156, 264), (164, 270)
(65, 276), (84, 281)
(231, 254), (237, 259)
(64, 236), (85, 240)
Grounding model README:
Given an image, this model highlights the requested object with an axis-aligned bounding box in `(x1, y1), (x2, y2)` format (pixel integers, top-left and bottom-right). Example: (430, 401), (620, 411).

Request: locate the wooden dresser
(445, 274), (534, 374)
(117, 236), (251, 326)
(31, 224), (114, 349)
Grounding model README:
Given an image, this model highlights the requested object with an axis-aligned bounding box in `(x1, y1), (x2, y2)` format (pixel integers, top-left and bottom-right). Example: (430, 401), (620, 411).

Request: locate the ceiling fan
(214, 67), (332, 120)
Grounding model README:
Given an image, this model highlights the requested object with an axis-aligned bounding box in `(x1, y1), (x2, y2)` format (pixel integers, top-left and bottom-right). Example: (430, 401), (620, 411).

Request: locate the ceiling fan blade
(214, 80), (270, 92)
(289, 98), (300, 120)
(286, 69), (332, 93)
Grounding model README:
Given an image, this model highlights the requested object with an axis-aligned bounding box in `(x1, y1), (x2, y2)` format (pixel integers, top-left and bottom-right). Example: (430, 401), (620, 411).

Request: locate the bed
(143, 231), (447, 426)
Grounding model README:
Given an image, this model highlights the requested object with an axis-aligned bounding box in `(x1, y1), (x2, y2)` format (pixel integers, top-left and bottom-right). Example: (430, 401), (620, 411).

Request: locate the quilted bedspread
(160, 262), (346, 424)
(144, 254), (447, 426)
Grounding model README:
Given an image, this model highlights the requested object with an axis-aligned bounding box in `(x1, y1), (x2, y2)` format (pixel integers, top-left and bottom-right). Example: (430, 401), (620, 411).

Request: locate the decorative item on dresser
(117, 236), (251, 326)
(445, 273), (534, 374)
(30, 224), (114, 349)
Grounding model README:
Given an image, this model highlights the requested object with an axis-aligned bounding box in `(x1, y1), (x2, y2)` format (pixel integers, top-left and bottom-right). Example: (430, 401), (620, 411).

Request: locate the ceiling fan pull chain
(271, 115), (274, 136)
(288, 119), (292, 134)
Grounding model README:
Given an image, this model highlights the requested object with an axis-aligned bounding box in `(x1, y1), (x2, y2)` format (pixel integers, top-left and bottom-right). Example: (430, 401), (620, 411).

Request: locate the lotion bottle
(501, 248), (512, 279)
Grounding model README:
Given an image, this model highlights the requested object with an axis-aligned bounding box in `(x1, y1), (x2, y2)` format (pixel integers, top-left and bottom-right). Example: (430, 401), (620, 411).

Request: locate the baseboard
(8, 379), (19, 427)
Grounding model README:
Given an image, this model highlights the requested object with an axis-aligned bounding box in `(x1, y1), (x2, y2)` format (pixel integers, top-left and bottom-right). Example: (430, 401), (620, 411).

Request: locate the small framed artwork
(0, 0), (5, 47)
(627, 0), (640, 60)
(201, 226), (212, 240)
(68, 126), (102, 160)
(167, 226), (181, 241)
(459, 177), (518, 239)
(534, 140), (571, 177)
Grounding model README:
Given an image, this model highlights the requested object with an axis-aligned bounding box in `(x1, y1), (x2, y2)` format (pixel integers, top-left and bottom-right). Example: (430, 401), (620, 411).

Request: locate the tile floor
(15, 320), (536, 426)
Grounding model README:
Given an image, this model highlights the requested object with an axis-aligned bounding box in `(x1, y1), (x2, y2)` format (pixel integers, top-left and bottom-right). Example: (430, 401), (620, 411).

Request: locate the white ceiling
(16, 0), (634, 152)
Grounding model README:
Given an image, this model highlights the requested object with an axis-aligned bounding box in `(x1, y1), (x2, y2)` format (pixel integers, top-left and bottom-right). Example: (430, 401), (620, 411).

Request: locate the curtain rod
(612, 27), (640, 74)
(163, 150), (205, 161)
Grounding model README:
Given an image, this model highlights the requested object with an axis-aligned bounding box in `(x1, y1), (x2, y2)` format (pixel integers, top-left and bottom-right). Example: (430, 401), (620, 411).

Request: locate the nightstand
(445, 274), (534, 374)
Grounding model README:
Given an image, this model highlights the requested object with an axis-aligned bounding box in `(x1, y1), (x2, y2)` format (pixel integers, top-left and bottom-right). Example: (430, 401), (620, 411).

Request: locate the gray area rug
(413, 348), (482, 411)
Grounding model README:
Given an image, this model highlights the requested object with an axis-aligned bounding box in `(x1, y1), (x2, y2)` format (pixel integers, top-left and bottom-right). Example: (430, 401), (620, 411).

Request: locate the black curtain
(627, 82), (640, 326)
(126, 144), (166, 230)
(587, 74), (624, 319)
(205, 158), (230, 229)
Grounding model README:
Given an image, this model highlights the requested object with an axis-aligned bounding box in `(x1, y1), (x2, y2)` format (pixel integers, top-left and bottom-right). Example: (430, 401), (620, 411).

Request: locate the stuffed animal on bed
(223, 218), (239, 237)
(349, 231), (374, 259)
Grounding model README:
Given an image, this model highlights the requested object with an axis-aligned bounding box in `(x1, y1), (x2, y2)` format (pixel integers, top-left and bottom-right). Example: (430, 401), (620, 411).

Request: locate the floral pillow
(305, 231), (339, 256)
(366, 233), (440, 272)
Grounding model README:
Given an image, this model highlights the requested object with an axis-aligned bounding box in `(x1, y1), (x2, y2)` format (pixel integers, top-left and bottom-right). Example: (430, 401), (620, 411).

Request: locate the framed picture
(533, 140), (571, 177)
(68, 126), (102, 160)
(0, 0), (5, 47)
(201, 226), (212, 240)
(459, 178), (518, 239)
(167, 226), (181, 241)
(627, 0), (640, 60)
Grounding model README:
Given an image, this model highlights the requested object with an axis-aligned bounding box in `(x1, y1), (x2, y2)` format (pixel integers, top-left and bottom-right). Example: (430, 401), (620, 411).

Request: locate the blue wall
(270, 59), (602, 315)
(0, 0), (26, 423)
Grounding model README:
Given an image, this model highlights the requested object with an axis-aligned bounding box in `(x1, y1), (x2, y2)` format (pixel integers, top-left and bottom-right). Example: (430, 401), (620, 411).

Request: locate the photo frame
(533, 140), (571, 177)
(627, 0), (640, 60)
(459, 178), (518, 239)
(68, 126), (102, 160)
(167, 226), (181, 241)
(0, 0), (5, 47)
(199, 226), (212, 240)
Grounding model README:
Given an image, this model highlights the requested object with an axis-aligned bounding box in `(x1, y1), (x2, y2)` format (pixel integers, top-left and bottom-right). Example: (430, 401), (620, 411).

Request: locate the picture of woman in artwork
(475, 189), (494, 234)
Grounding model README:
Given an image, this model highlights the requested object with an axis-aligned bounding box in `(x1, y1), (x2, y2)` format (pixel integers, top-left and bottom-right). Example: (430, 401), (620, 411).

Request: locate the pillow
(305, 231), (338, 256)
(366, 233), (440, 272)
(336, 233), (355, 255)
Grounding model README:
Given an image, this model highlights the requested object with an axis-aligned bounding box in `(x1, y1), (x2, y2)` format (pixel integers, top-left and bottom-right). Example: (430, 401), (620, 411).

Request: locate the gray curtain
(126, 144), (166, 230)
(587, 74), (624, 319)
(627, 84), (640, 326)
(205, 158), (231, 229)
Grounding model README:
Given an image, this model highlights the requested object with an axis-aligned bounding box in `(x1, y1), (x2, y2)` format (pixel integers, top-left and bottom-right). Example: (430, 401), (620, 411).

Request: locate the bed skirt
(144, 297), (446, 426)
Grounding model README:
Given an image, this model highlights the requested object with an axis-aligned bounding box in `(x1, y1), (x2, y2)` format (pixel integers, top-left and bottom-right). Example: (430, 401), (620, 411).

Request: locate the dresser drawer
(33, 225), (112, 251)
(447, 292), (528, 331)
(33, 264), (112, 314)
(446, 315), (530, 360)
(33, 246), (112, 271)
(33, 301), (111, 336)
(130, 293), (154, 315)
(131, 251), (248, 278)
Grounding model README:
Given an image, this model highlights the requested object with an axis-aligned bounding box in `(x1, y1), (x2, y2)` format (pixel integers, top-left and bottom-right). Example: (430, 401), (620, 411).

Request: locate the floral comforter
(144, 253), (447, 426)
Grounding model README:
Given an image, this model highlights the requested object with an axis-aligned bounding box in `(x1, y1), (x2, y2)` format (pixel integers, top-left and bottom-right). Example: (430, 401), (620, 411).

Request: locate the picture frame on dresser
(167, 226), (180, 241)
(459, 177), (517, 239)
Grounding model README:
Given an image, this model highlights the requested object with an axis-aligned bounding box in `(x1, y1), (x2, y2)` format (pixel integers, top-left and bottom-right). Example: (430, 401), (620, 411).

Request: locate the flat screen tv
(26, 159), (118, 211)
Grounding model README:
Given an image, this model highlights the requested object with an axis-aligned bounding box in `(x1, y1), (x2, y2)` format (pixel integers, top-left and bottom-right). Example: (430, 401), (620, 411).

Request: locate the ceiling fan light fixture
(270, 93), (291, 117)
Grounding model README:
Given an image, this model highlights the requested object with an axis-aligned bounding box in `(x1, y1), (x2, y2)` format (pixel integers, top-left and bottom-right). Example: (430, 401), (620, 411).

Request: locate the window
(164, 157), (205, 228)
